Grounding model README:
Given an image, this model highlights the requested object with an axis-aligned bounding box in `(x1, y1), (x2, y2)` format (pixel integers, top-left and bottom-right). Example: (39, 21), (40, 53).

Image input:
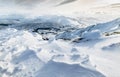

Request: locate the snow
(0, 0), (120, 77)
(36, 61), (105, 77)
(81, 30), (101, 40)
(0, 15), (120, 77)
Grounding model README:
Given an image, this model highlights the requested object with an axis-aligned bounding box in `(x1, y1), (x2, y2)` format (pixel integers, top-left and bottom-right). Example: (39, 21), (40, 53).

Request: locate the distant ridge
(58, 0), (77, 6)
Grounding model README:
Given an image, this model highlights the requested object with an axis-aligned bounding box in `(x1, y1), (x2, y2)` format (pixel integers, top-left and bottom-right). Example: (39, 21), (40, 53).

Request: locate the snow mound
(36, 61), (105, 77)
(0, 27), (105, 77)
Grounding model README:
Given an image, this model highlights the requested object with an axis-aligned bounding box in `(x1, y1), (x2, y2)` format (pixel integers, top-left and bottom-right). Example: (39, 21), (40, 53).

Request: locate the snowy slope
(0, 27), (105, 77)
(0, 15), (120, 77)
(1, 0), (120, 19)
(0, 0), (120, 77)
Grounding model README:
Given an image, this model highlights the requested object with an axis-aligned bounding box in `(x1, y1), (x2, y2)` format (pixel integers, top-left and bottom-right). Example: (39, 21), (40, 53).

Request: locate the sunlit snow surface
(0, 16), (120, 77)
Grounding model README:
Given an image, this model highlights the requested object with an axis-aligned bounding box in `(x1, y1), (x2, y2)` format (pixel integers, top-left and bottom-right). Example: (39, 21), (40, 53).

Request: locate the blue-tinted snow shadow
(35, 61), (105, 77)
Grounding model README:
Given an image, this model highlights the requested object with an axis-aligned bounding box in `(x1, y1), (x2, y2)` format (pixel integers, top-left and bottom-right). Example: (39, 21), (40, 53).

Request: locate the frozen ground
(0, 15), (120, 77)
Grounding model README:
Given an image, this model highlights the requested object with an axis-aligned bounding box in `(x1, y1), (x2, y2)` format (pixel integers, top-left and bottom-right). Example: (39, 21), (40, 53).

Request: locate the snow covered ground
(0, 15), (120, 77)
(0, 0), (120, 77)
